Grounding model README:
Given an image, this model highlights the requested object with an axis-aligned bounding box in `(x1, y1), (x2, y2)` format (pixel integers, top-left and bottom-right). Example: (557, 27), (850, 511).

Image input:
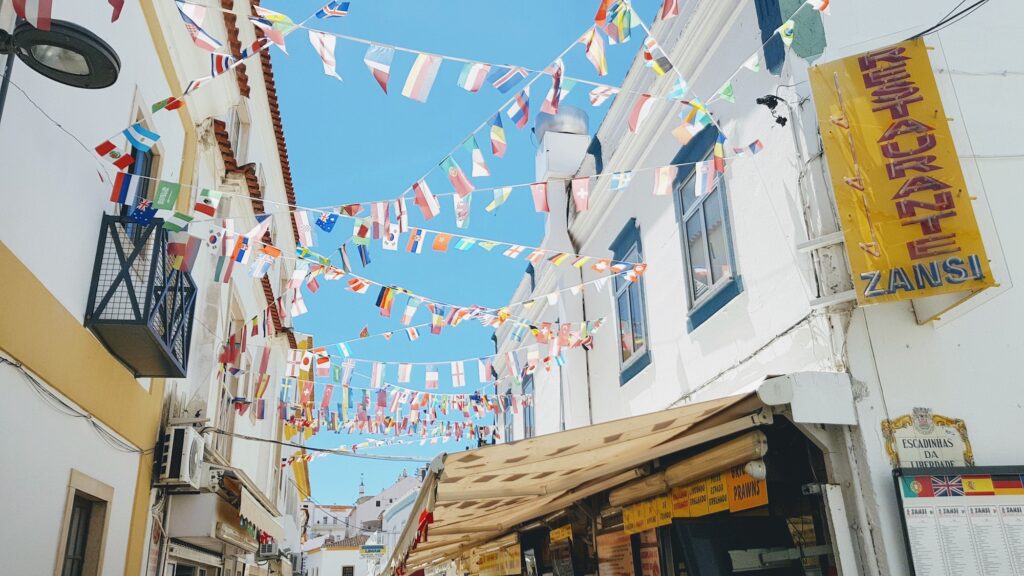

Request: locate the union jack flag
(932, 475), (964, 497)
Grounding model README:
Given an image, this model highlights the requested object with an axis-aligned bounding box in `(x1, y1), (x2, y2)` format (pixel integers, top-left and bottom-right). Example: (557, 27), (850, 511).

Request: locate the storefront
(384, 373), (862, 576)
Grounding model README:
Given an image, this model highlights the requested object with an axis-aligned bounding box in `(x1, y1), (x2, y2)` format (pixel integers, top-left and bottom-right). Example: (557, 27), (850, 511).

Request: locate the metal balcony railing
(85, 214), (197, 377)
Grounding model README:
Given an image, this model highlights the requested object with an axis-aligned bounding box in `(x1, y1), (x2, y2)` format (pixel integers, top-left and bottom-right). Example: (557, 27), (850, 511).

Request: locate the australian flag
(316, 211), (339, 232)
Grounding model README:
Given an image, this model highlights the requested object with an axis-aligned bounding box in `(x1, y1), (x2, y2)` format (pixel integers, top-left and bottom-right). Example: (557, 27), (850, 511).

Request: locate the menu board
(550, 540), (574, 576)
(597, 532), (634, 576)
(637, 529), (661, 576)
(895, 467), (1024, 575)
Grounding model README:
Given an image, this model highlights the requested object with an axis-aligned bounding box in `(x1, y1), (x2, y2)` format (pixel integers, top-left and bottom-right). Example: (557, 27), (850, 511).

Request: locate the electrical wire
(909, 0), (990, 38)
(1, 356), (149, 454)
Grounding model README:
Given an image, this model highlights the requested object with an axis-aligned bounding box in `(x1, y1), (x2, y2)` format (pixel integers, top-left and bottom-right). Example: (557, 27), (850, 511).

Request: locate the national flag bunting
(364, 44), (394, 93)
(806, 0), (831, 14)
(123, 123), (161, 152)
(309, 31), (342, 80)
(485, 187), (512, 212)
(463, 137), (490, 177)
(412, 180), (440, 220)
(486, 66), (528, 94)
(490, 114), (507, 157)
(96, 140), (133, 170)
(653, 165), (677, 196)
(450, 361), (466, 388)
(163, 212), (194, 233)
(713, 133), (727, 173)
(110, 172), (142, 205)
(530, 182), (549, 213)
(572, 177), (591, 212)
(661, 0), (679, 20)
(777, 20), (796, 46)
(432, 233), (452, 252)
(582, 28), (608, 76)
(294, 211), (315, 247)
(211, 53), (236, 77)
(193, 188), (222, 217)
(541, 59), (564, 115)
(717, 81), (735, 103)
(13, 0), (52, 31)
(406, 228), (425, 253)
(316, 1), (350, 18)
(667, 77), (688, 100)
(628, 94), (654, 133)
(454, 194), (471, 229)
(402, 53), (442, 103)
(441, 156), (474, 197)
(589, 85), (617, 106)
(457, 62), (490, 92)
(316, 211), (339, 232)
(175, 1), (222, 52)
(507, 87), (530, 129)
(610, 171), (633, 191)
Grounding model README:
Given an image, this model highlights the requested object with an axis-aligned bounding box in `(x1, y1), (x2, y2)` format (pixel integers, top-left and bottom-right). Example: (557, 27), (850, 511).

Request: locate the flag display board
(894, 467), (1024, 576)
(809, 39), (994, 306)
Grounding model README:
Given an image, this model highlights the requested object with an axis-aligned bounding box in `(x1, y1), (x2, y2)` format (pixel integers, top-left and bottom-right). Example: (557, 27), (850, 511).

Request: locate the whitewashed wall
(0, 358), (142, 575)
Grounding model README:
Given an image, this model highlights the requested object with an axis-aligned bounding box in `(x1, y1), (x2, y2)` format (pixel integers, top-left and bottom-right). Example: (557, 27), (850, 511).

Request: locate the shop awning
(240, 487), (284, 542)
(387, 391), (774, 574)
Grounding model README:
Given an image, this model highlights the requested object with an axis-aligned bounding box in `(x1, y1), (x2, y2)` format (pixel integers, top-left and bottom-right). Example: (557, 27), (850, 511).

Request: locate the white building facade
(496, 1), (1024, 574)
(0, 1), (309, 574)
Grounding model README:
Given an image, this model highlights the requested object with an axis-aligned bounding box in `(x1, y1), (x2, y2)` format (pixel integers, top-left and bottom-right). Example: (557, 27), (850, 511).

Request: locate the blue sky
(271, 0), (660, 504)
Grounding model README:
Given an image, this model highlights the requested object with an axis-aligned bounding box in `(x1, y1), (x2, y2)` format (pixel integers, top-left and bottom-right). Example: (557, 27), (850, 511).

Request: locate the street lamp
(0, 19), (120, 125)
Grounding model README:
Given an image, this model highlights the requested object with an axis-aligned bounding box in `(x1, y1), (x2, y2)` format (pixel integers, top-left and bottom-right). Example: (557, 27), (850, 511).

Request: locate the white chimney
(534, 106), (590, 254)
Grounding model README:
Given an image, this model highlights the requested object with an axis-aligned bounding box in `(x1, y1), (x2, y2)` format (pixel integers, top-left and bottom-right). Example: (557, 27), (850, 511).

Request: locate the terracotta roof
(213, 119), (296, 349)
(220, 0), (250, 98)
(323, 534), (369, 549)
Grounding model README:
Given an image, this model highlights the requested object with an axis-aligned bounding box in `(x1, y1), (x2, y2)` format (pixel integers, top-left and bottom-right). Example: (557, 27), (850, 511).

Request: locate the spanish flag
(962, 475), (995, 496)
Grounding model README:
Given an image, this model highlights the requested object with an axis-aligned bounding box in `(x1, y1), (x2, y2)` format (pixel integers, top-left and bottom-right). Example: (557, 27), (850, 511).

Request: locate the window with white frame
(227, 103), (251, 163)
(610, 220), (649, 384)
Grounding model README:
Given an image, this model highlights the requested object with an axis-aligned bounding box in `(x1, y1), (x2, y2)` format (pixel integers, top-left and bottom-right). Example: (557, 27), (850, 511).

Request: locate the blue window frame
(610, 219), (650, 385)
(522, 374), (535, 438)
(671, 127), (743, 331)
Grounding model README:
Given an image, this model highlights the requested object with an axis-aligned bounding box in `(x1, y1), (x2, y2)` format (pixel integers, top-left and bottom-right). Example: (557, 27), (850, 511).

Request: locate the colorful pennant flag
(490, 114), (507, 158)
(486, 66), (528, 94)
(250, 7), (294, 53)
(742, 53), (761, 72)
(464, 136), (490, 177)
(589, 85), (618, 106)
(316, 211), (339, 232)
(628, 94), (654, 133)
(412, 180), (440, 220)
(441, 156), (474, 197)
(376, 286), (395, 317)
(610, 171), (633, 191)
(316, 1), (350, 18)
(530, 182), (549, 213)
(507, 87), (530, 129)
(209, 52), (235, 77)
(642, 38), (673, 76)
(572, 177), (591, 212)
(667, 77), (688, 100)
(162, 212), (194, 233)
(717, 81), (735, 103)
(806, 0), (831, 14)
(777, 20), (796, 46)
(194, 189), (222, 217)
(604, 1), (633, 44)
(175, 1), (222, 52)
(503, 245), (525, 259)
(401, 297), (420, 325)
(109, 172), (141, 205)
(363, 44), (394, 93)
(457, 62), (490, 92)
(398, 363), (412, 383)
(309, 31), (342, 80)
(661, 0), (679, 20)
(402, 53), (442, 103)
(425, 366), (439, 389)
(485, 187), (512, 212)
(287, 212), (313, 250)
(582, 27), (608, 76)
(123, 123), (161, 152)
(714, 133), (727, 173)
(454, 194), (471, 229)
(406, 228), (425, 253)
(383, 222), (400, 251)
(370, 362), (385, 389)
(653, 165), (677, 196)
(450, 361), (466, 388)
(694, 160), (716, 198)
(432, 233), (452, 252)
(541, 59), (564, 115)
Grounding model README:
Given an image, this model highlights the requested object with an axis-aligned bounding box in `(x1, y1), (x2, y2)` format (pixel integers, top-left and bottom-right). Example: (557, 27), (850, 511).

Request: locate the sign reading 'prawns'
(810, 38), (993, 306)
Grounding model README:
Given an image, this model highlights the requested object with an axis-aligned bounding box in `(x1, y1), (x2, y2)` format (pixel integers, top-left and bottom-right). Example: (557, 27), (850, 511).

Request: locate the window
(672, 127), (743, 331)
(502, 399), (514, 443)
(57, 470), (112, 576)
(610, 220), (650, 385)
(228, 103), (251, 163)
(522, 375), (535, 439)
(376, 500), (381, 507)
(343, 566), (355, 576)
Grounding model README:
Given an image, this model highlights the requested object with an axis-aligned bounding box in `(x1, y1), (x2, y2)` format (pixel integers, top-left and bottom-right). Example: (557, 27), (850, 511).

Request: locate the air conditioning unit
(258, 542), (279, 559)
(290, 552), (302, 576)
(157, 425), (205, 489)
(198, 463), (225, 493)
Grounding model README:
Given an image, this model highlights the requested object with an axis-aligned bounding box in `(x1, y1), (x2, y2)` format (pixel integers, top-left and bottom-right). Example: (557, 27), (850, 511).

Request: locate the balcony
(85, 214), (197, 377)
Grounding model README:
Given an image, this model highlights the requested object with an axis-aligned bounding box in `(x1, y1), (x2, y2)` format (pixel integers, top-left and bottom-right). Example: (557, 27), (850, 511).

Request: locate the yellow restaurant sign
(625, 468), (767, 533)
(549, 524), (573, 542)
(809, 38), (993, 306)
